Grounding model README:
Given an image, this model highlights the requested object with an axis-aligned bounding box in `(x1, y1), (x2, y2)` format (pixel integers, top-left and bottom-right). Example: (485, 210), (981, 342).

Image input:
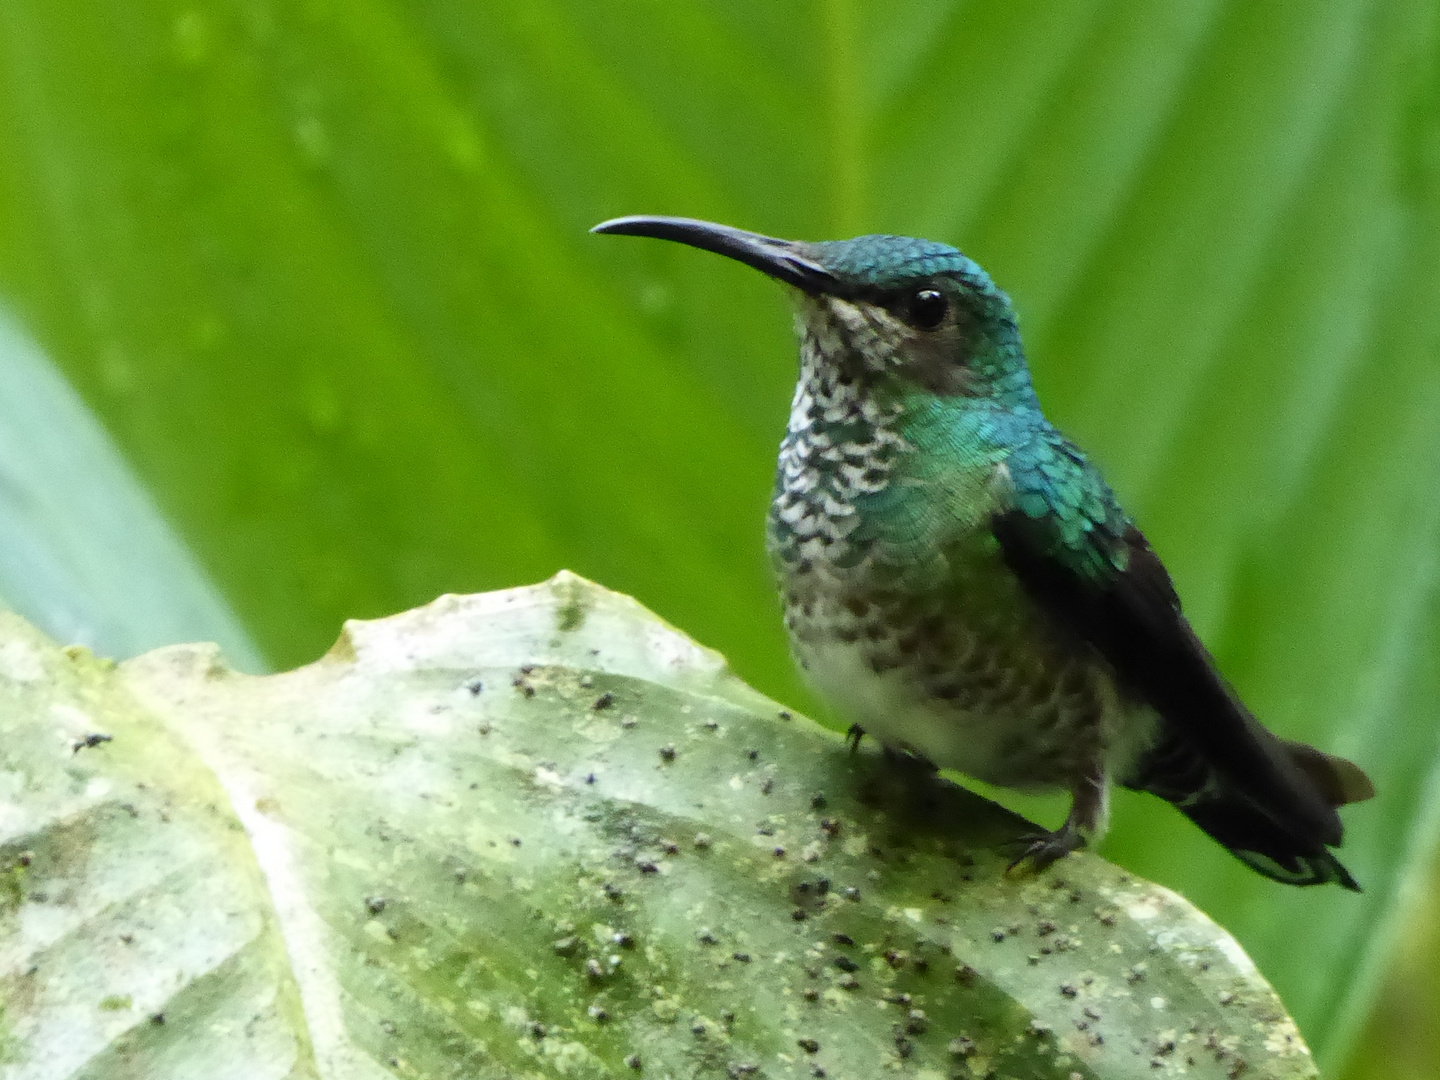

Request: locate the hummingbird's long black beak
(592, 216), (837, 294)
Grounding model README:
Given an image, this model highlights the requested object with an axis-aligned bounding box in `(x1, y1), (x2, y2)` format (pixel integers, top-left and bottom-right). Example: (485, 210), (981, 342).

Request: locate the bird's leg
(1009, 768), (1109, 874)
(845, 723), (867, 753)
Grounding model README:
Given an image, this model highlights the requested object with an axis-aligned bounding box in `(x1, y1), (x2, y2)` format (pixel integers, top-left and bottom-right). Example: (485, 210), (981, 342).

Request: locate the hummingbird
(593, 215), (1374, 888)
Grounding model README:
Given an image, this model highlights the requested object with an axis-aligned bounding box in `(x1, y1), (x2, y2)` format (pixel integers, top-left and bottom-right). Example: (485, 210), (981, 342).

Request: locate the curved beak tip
(590, 216), (639, 235)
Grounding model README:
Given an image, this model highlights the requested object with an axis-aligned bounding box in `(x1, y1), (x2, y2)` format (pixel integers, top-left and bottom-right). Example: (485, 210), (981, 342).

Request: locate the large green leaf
(0, 312), (262, 670)
(1, 575), (1319, 1078)
(0, 1), (1436, 1071)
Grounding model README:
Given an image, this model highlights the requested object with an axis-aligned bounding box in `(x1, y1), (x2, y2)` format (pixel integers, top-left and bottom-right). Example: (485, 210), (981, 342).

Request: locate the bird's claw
(845, 724), (866, 753)
(1006, 826), (1087, 875)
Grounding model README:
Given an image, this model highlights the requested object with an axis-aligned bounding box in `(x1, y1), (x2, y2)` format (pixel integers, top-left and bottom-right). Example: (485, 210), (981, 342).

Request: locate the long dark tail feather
(1173, 788), (1363, 891)
(1280, 739), (1376, 807)
(1124, 734), (1370, 891)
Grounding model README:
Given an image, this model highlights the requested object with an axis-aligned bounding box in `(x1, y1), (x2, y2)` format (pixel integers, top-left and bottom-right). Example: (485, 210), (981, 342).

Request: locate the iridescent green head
(593, 216), (1033, 405)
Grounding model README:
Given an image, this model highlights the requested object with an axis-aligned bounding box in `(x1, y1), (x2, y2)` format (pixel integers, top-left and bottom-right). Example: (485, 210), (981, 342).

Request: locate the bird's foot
(845, 724), (866, 753)
(1007, 822), (1087, 876)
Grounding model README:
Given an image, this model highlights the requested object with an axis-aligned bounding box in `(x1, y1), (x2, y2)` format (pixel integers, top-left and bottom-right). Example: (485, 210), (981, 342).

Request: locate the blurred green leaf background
(0, 0), (1437, 1073)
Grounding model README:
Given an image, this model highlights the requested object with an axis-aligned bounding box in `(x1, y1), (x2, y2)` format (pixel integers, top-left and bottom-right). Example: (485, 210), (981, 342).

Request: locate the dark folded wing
(990, 507), (1345, 852)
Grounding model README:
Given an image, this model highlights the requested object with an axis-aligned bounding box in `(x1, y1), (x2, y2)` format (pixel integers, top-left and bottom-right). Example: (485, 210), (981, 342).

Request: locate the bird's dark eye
(907, 288), (948, 330)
